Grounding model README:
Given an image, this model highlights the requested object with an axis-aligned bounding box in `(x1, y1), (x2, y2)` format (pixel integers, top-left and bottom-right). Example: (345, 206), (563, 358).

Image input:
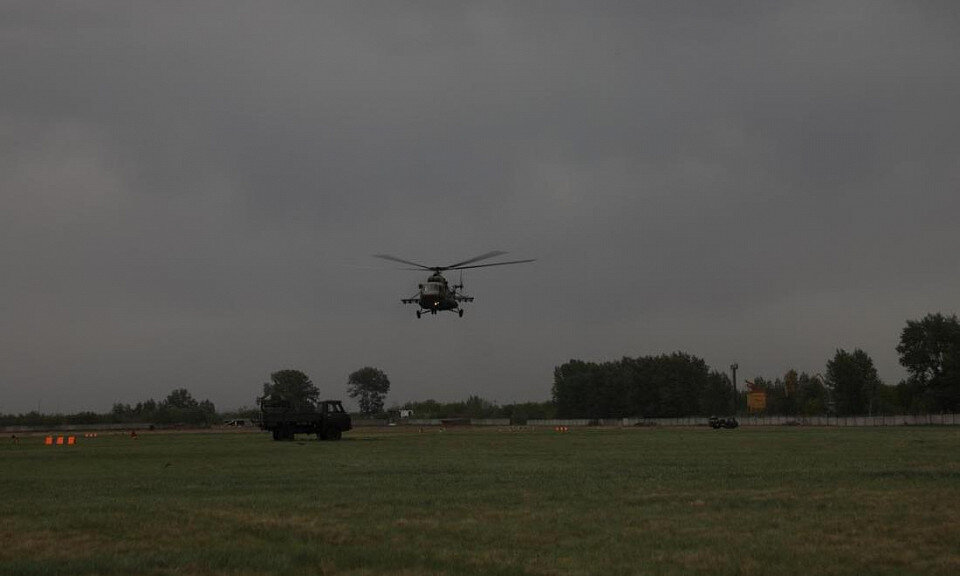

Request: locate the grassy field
(1, 426), (958, 576)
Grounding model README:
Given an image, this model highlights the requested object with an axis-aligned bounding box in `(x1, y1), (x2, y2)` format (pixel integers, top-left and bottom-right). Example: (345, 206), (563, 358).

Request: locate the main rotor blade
(449, 258), (536, 271)
(373, 254), (433, 270)
(444, 251), (508, 269)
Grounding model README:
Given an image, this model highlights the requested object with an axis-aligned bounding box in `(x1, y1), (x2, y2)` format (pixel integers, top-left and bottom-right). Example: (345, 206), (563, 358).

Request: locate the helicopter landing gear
(416, 310), (421, 318)
(458, 309), (464, 317)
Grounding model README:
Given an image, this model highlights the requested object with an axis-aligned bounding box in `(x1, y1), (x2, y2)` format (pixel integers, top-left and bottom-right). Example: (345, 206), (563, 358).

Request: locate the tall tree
(155, 389), (218, 424)
(764, 370), (800, 416)
(552, 360), (600, 418)
(347, 367), (391, 415)
(164, 388), (199, 409)
(825, 349), (881, 415)
(781, 370), (799, 415)
(896, 313), (960, 411)
(698, 371), (735, 415)
(796, 372), (828, 415)
(261, 369), (320, 406)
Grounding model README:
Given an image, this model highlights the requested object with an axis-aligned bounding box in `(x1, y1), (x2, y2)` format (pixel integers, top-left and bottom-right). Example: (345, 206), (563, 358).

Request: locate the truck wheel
(316, 430), (326, 441)
(327, 427), (342, 441)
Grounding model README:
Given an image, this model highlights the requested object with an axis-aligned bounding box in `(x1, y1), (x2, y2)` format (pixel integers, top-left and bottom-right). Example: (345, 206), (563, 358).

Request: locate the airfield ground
(2, 426), (958, 576)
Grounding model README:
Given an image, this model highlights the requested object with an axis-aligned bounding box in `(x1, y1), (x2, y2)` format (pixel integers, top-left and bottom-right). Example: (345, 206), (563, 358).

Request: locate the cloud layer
(2, 2), (959, 412)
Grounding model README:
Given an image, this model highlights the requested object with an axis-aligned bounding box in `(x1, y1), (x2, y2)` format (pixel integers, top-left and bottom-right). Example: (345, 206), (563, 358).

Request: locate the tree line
(552, 313), (960, 417)
(1, 366), (395, 427)
(552, 353), (733, 418)
(746, 313), (959, 415)
(3, 313), (957, 425)
(262, 369), (558, 421)
(0, 388), (219, 427)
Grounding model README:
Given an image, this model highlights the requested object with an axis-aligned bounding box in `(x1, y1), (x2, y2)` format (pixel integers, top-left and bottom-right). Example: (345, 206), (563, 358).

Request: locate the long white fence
(394, 418), (511, 426)
(7, 414), (956, 433)
(738, 414), (960, 426)
(527, 414), (960, 427)
(1, 422), (155, 433)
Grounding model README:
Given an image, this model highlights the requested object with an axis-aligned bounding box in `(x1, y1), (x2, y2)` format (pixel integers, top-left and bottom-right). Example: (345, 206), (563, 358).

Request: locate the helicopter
(373, 251), (535, 318)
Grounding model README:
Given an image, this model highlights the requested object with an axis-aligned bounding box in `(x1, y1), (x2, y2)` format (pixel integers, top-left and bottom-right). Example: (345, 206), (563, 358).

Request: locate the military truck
(259, 398), (352, 441)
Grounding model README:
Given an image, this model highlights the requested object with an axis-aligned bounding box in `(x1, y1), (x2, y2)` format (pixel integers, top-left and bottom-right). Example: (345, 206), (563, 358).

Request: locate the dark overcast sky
(2, 1), (959, 413)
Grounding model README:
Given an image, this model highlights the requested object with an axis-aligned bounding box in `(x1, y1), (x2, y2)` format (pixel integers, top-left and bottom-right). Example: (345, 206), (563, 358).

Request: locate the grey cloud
(2, 1), (959, 412)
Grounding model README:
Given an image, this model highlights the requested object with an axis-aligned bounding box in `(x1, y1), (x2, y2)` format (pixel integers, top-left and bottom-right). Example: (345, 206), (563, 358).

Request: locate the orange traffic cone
(67, 436), (76, 445)
(44, 436), (53, 445)
(55, 436), (64, 445)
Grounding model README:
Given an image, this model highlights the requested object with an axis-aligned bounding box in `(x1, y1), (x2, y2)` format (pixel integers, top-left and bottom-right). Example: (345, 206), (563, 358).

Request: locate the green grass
(2, 427), (958, 575)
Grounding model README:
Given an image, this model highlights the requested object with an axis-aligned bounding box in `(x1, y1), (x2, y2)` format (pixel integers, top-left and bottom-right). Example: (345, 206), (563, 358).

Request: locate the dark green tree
(198, 399), (218, 423)
(164, 388), (199, 409)
(760, 371), (805, 416)
(698, 372), (734, 415)
(780, 370), (800, 415)
(462, 395), (498, 418)
(797, 373), (829, 415)
(347, 367), (391, 415)
(896, 313), (960, 412)
(261, 369), (320, 406)
(139, 399), (158, 417)
(111, 403), (133, 421)
(825, 349), (881, 415)
(157, 389), (217, 424)
(552, 360), (602, 418)
(873, 383), (902, 414)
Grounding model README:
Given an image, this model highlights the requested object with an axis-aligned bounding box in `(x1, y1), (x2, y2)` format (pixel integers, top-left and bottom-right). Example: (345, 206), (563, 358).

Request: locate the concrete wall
(506, 415), (960, 428)
(1, 422), (154, 433)
(352, 419), (389, 427)
(400, 419), (443, 426)
(9, 414), (955, 433)
(622, 414), (960, 427)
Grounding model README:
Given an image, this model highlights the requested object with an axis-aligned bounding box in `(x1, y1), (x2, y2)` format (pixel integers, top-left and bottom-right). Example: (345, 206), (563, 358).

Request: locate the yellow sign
(747, 391), (767, 412)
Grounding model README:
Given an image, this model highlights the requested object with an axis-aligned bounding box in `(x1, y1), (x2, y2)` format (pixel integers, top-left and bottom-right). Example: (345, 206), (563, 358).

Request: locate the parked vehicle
(709, 416), (739, 429)
(259, 398), (352, 441)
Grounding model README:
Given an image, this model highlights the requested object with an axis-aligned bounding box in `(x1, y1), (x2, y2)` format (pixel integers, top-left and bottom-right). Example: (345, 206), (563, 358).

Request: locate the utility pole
(730, 363), (738, 416)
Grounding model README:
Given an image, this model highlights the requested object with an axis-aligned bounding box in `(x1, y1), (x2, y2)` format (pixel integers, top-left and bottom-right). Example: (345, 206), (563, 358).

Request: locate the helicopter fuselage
(375, 251), (533, 318)
(417, 275), (459, 311)
(400, 273), (472, 316)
